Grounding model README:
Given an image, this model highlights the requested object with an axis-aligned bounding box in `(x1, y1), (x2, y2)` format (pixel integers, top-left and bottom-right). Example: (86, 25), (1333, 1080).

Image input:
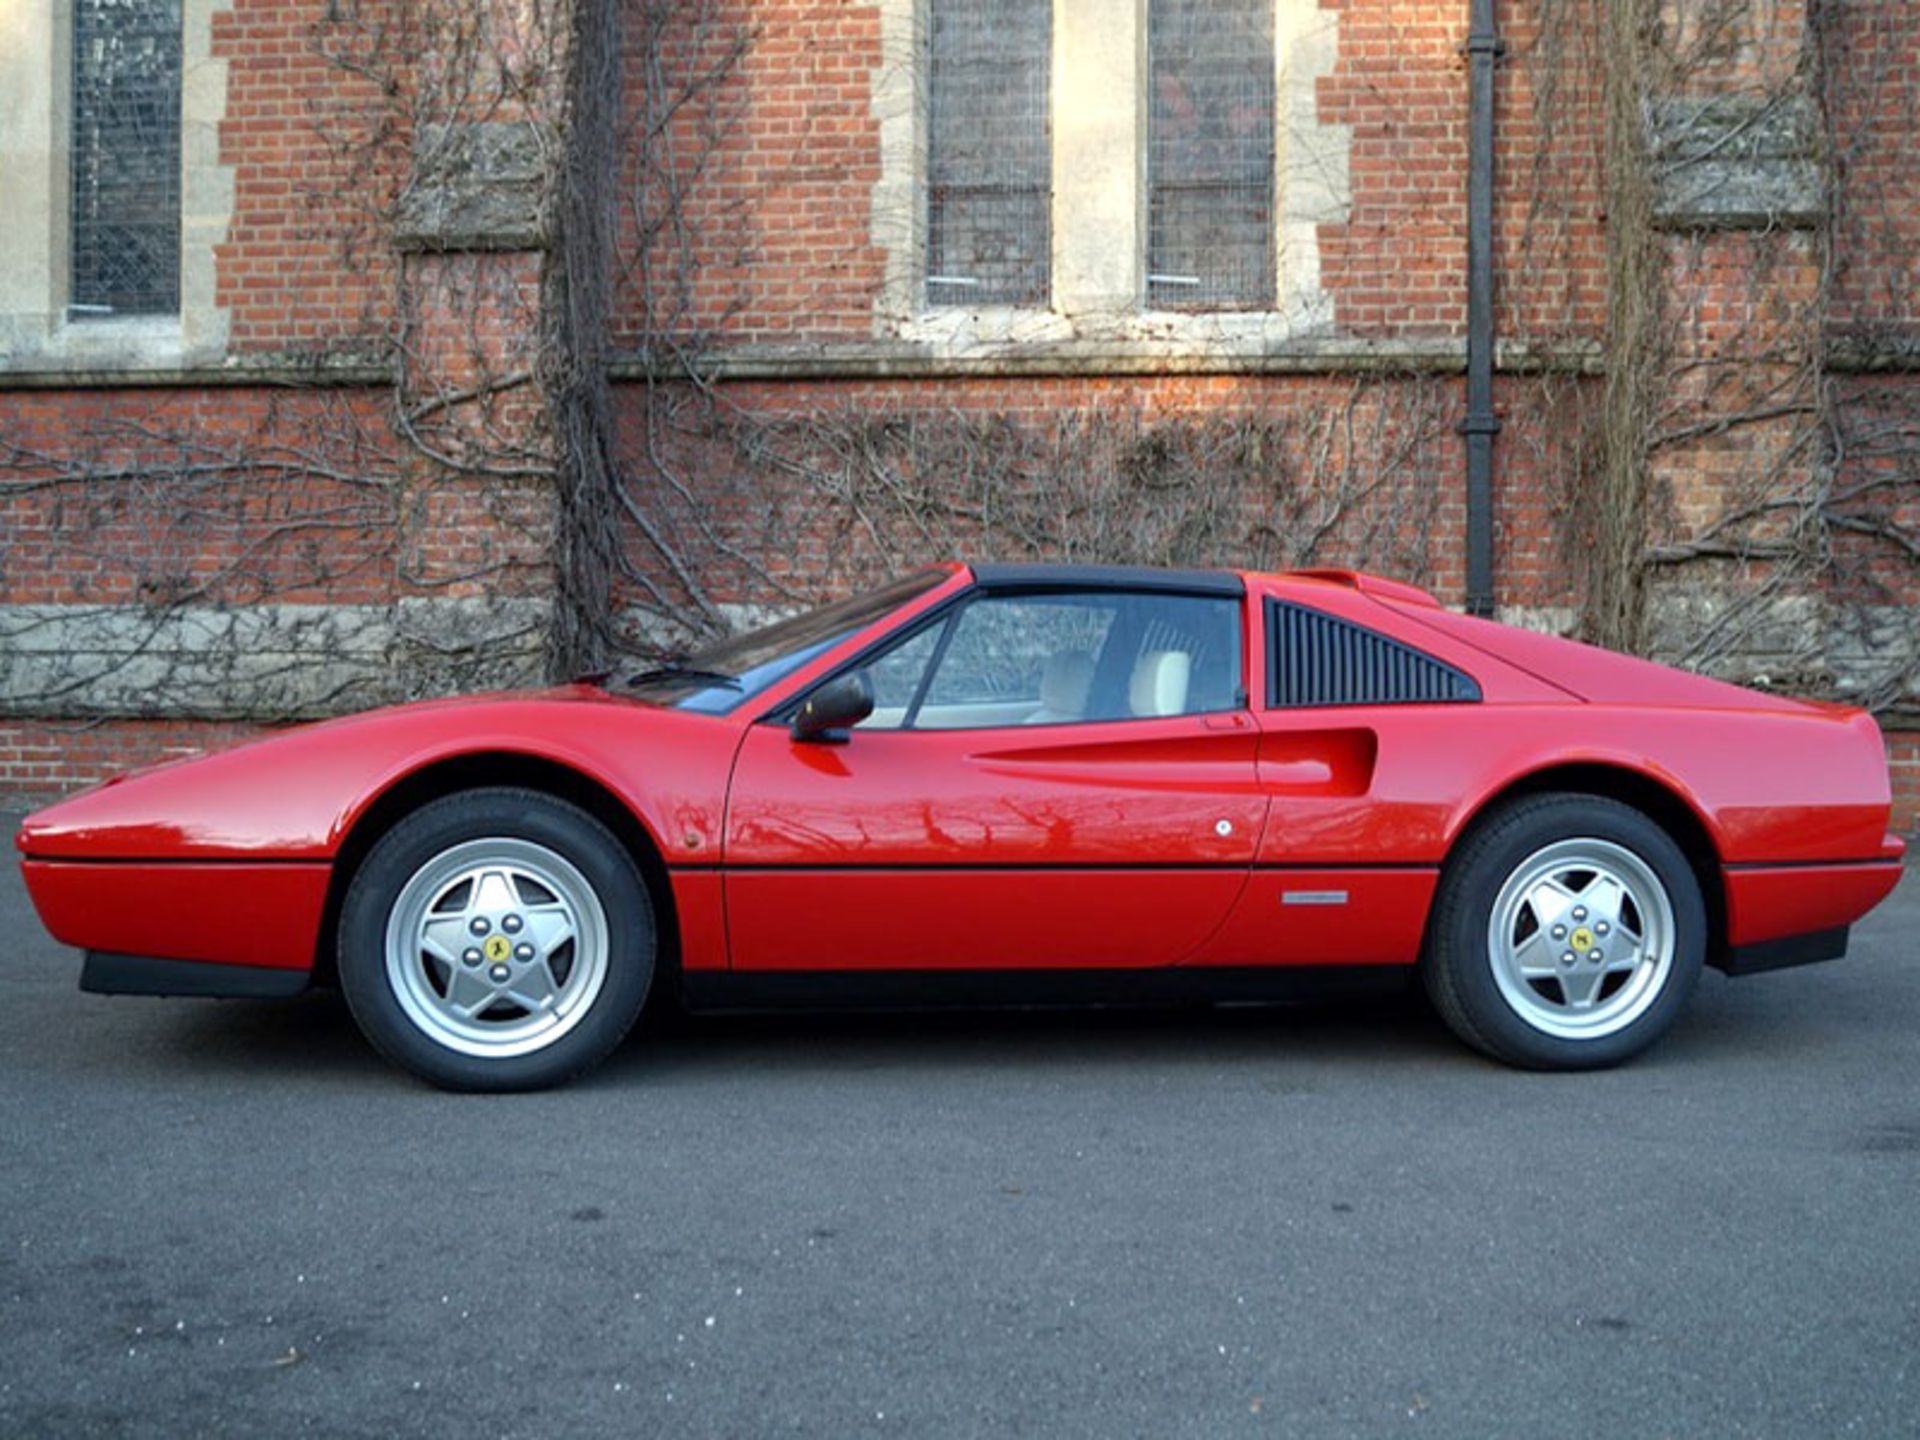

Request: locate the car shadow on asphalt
(605, 976), (1476, 1086)
(146, 978), (1472, 1089)
(160, 990), (392, 1084)
(134, 959), (1894, 1093)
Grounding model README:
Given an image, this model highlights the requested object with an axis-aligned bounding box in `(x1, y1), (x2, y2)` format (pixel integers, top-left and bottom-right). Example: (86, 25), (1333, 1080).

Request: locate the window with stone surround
(924, 0), (1051, 307)
(70, 0), (184, 319)
(875, 0), (1347, 348)
(1146, 0), (1275, 309)
(0, 0), (230, 375)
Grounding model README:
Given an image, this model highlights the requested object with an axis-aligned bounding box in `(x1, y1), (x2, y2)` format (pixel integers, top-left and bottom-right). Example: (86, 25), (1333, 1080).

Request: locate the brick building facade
(1, 0), (1917, 828)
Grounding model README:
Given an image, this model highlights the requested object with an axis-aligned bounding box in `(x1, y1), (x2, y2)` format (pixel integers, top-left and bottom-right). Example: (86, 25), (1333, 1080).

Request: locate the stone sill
(0, 350), (392, 389)
(8, 336), (1920, 390)
(620, 336), (1606, 381)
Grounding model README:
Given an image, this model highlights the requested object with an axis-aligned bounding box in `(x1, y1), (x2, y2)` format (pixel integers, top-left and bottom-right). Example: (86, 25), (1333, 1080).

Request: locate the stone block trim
(1651, 94), (1823, 231)
(394, 122), (550, 253)
(0, 600), (549, 721)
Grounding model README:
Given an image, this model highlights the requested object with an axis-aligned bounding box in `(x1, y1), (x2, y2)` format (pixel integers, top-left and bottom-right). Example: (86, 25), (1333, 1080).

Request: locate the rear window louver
(1269, 601), (1480, 708)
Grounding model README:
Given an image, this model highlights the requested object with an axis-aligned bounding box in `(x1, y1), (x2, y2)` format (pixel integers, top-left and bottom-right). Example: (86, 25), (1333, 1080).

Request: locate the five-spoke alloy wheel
(340, 789), (654, 1091)
(1424, 793), (1705, 1069)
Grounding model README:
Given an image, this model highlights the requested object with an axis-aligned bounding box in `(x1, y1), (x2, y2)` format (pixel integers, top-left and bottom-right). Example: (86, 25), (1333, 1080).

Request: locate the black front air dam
(81, 951), (311, 998)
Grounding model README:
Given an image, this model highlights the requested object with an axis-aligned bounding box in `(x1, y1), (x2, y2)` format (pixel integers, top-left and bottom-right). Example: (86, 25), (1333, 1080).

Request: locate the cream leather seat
(1128, 649), (1192, 717)
(1024, 650), (1095, 724)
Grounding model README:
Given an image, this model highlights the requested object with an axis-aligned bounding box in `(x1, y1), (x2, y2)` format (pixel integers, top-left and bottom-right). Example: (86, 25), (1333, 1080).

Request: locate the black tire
(338, 788), (655, 1092)
(1423, 793), (1705, 1070)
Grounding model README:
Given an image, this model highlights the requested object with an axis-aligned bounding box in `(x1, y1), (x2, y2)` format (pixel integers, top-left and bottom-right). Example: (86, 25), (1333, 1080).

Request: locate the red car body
(15, 564), (1905, 1010)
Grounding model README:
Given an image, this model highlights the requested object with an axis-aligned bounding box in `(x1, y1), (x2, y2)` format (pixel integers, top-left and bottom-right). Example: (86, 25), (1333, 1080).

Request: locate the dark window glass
(1147, 0), (1274, 309)
(926, 0), (1051, 307)
(70, 0), (183, 318)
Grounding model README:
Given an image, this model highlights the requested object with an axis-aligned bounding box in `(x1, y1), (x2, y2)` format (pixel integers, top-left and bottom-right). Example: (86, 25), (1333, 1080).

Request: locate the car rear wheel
(1424, 793), (1705, 1069)
(338, 788), (654, 1091)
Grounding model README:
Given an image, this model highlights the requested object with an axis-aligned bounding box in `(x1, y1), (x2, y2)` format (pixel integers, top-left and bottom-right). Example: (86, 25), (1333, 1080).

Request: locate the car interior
(856, 589), (1238, 731)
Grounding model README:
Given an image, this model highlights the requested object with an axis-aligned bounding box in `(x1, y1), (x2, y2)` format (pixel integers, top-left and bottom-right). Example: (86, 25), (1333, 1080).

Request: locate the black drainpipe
(1462, 0), (1503, 617)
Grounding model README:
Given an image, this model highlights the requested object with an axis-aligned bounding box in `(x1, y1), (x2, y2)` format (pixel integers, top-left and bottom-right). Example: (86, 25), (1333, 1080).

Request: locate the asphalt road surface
(3, 822), (1916, 1439)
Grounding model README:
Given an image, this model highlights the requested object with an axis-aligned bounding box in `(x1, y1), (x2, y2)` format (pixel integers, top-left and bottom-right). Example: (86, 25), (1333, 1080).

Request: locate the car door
(723, 584), (1267, 971)
(1188, 592), (1485, 968)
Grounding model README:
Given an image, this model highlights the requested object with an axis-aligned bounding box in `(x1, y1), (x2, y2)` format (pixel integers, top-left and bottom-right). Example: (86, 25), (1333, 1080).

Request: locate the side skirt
(680, 965), (1416, 1014)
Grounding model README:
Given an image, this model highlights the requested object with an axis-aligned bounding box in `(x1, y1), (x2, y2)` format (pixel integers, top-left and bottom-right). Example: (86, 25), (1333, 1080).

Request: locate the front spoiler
(82, 951), (311, 999)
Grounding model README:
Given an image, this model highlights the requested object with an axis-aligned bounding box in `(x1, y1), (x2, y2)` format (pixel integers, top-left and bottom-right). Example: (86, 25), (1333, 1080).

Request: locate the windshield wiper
(623, 660), (742, 689)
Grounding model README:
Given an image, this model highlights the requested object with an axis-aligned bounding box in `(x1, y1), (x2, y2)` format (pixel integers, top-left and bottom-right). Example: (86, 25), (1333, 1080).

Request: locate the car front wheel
(1424, 793), (1706, 1069)
(338, 788), (654, 1091)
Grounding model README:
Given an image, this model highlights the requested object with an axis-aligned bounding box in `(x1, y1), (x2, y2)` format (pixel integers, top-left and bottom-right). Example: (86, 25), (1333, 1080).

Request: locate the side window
(1266, 600), (1481, 707)
(857, 620), (944, 729)
(917, 595), (1119, 728)
(854, 589), (1243, 731)
(1127, 593), (1242, 715)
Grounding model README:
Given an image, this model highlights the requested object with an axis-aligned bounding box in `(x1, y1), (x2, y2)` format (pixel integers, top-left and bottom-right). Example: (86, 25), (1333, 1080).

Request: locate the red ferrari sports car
(15, 563), (1906, 1089)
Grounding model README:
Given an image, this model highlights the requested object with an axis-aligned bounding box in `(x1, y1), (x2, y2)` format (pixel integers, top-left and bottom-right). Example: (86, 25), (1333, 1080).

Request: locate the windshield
(625, 567), (952, 714)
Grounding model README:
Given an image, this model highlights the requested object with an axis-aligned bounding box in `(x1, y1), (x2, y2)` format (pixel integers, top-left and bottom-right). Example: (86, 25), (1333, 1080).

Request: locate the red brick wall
(618, 372), (1469, 603)
(178, 0), (1920, 359)
(1890, 732), (1920, 837)
(0, 388), (548, 607)
(621, 371), (1592, 614)
(0, 720), (280, 805)
(615, 0), (888, 345)
(1822, 0), (1919, 344)
(1318, 0), (1469, 337)
(1489, 0), (1605, 344)
(212, 0), (396, 353)
(624, 0), (1624, 349)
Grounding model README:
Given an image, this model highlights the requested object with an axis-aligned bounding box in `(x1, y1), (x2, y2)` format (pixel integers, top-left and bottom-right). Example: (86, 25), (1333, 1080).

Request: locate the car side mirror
(790, 671), (874, 744)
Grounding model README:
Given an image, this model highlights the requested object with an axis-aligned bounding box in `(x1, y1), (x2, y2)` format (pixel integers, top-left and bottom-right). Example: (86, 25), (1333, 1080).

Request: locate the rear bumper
(1718, 926), (1851, 977)
(1716, 856), (1904, 976)
(82, 951), (310, 998)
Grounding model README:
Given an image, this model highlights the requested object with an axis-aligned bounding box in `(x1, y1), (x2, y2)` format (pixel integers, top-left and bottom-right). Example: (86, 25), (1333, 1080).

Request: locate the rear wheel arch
(1423, 790), (1709, 1067)
(313, 752), (679, 990)
(1445, 762), (1727, 961)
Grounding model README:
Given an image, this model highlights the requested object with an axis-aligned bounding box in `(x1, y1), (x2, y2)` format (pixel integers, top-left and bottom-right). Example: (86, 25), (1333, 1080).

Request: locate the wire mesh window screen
(70, 0), (182, 319)
(1147, 0), (1274, 309)
(926, 0), (1050, 307)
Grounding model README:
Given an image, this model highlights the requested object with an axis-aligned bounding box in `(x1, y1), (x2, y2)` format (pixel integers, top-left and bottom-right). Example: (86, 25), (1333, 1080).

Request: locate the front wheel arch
(338, 786), (655, 1089)
(313, 752), (679, 992)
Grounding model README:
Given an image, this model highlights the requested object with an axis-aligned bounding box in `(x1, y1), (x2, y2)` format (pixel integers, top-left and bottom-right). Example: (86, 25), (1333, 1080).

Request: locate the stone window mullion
(1051, 0), (1143, 318)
